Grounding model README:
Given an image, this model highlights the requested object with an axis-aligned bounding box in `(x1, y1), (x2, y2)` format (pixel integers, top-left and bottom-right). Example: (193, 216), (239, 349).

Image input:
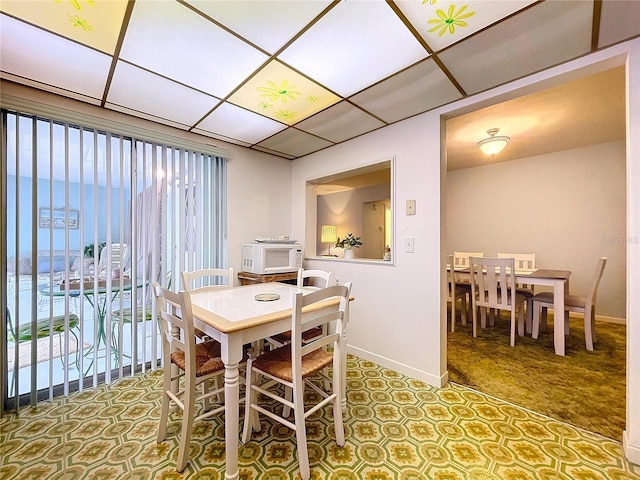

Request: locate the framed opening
(306, 158), (394, 262)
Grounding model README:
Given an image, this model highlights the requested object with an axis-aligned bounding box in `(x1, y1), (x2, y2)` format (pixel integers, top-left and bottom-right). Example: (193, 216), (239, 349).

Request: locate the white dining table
(189, 281), (351, 480)
(455, 267), (572, 356)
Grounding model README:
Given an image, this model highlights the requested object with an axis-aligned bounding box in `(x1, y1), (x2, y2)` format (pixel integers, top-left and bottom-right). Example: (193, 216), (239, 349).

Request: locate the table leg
(222, 334), (242, 480)
(553, 279), (566, 356)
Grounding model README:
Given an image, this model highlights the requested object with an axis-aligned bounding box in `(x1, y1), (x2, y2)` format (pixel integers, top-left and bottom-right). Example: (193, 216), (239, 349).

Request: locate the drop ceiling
(1, 0), (638, 165)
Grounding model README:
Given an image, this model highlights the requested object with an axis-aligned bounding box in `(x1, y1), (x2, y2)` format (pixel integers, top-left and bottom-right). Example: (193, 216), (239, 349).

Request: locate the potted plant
(335, 233), (362, 259)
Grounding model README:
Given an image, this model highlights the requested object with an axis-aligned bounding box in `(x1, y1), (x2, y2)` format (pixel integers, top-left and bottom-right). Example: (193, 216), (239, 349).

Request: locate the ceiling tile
(278, 0), (428, 97)
(395, 0), (536, 52)
(107, 61), (220, 128)
(256, 128), (333, 158)
(295, 102), (386, 143)
(0, 0), (128, 54)
(185, 0), (333, 54)
(598, 0), (640, 49)
(438, 0), (594, 95)
(227, 60), (341, 126)
(120, 0), (268, 98)
(196, 102), (287, 145)
(350, 58), (462, 124)
(0, 14), (111, 101)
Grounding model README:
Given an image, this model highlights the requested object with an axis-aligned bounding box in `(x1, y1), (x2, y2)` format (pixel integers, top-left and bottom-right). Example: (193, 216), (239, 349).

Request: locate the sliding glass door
(2, 110), (227, 411)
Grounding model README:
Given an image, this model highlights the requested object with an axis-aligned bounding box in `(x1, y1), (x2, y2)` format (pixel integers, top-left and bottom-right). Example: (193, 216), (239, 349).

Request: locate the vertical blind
(1, 110), (227, 412)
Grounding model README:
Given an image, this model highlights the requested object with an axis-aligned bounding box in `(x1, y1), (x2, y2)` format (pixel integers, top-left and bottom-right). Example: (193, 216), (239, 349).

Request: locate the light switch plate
(404, 236), (414, 253)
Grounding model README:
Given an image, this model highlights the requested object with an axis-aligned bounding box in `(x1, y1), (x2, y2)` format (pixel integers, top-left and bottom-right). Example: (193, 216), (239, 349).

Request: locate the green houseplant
(84, 242), (106, 258)
(335, 233), (362, 259)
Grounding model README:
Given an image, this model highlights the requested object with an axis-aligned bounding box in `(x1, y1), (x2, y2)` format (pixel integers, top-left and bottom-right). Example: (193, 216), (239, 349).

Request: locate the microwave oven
(242, 243), (303, 274)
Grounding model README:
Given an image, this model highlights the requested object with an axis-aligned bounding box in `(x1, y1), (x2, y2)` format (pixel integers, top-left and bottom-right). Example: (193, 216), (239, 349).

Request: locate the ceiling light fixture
(477, 128), (510, 157)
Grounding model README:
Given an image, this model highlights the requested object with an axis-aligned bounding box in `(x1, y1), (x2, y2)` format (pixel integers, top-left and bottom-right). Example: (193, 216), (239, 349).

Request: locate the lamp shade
(321, 225), (337, 243)
(477, 128), (510, 156)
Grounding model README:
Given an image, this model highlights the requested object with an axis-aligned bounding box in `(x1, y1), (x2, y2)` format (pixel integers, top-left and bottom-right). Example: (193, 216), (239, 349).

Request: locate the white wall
(291, 115), (445, 387)
(446, 141), (626, 319)
(226, 148), (292, 280)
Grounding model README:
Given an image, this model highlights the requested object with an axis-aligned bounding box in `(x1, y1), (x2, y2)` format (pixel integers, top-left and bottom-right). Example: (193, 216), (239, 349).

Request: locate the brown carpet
(447, 310), (626, 441)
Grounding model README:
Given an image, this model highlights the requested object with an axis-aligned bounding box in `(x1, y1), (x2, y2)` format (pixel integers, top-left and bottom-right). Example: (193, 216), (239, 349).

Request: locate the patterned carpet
(1, 355), (639, 480)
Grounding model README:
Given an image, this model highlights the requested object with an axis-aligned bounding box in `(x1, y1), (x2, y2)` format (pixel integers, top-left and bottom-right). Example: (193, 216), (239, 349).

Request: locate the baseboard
(596, 315), (626, 325)
(623, 431), (640, 466)
(347, 345), (448, 388)
(544, 309), (626, 324)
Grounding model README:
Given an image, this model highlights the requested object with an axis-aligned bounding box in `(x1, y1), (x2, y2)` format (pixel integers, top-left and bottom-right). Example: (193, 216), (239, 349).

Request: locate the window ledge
(306, 256), (395, 266)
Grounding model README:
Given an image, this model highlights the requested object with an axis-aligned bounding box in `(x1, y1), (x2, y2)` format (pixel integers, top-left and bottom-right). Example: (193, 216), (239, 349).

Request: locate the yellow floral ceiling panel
(0, 0), (128, 54)
(396, 0), (537, 52)
(228, 60), (341, 126)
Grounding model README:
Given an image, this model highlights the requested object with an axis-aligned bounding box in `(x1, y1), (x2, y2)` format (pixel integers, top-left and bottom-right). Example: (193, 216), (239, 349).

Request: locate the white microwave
(242, 243), (303, 274)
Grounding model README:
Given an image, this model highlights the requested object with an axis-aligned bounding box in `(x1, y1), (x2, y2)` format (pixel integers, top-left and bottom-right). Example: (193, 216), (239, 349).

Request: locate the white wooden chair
(530, 257), (607, 351)
(152, 283), (225, 472)
(469, 256), (526, 346)
(242, 283), (351, 480)
(180, 267), (234, 402)
(297, 268), (334, 290)
(498, 252), (537, 329)
(180, 267), (233, 293)
(453, 251), (484, 270)
(446, 255), (469, 332)
(265, 268), (334, 349)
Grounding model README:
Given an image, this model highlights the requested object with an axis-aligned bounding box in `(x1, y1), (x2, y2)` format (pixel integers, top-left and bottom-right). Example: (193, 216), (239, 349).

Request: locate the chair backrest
(152, 283), (195, 370)
(453, 251), (484, 269)
(181, 267), (234, 293)
(586, 257), (608, 308)
(291, 283), (352, 377)
(469, 256), (517, 310)
(98, 243), (127, 272)
(296, 268), (334, 290)
(498, 252), (536, 270)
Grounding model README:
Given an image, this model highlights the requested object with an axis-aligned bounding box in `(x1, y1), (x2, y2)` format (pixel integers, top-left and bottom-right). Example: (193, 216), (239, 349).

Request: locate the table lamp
(321, 225), (338, 256)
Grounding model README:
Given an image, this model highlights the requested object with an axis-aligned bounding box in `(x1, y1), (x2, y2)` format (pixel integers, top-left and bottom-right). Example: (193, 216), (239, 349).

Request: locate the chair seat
(112, 307), (154, 323)
(515, 287), (534, 298)
(253, 344), (333, 383)
(171, 340), (224, 376)
(11, 314), (80, 342)
(532, 291), (586, 308)
(269, 326), (323, 345)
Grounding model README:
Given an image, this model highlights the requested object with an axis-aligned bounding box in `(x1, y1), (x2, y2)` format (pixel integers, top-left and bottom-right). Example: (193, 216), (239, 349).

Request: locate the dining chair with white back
(530, 257), (607, 351)
(446, 255), (469, 332)
(181, 267), (234, 293)
(242, 283), (351, 480)
(152, 283), (226, 472)
(469, 256), (526, 346)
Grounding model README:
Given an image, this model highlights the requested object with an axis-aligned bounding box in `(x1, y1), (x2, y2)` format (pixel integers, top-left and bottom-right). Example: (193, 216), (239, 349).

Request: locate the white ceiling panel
(120, 0), (268, 98)
(598, 0), (640, 49)
(278, 0), (428, 96)
(438, 0), (594, 95)
(185, 0), (333, 54)
(196, 102), (287, 145)
(257, 128), (333, 158)
(350, 58), (462, 124)
(295, 102), (385, 143)
(107, 61), (220, 127)
(395, 0), (537, 52)
(0, 14), (111, 101)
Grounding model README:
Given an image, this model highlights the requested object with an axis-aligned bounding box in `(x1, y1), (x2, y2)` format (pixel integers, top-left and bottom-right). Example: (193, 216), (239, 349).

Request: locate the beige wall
(446, 141), (626, 319)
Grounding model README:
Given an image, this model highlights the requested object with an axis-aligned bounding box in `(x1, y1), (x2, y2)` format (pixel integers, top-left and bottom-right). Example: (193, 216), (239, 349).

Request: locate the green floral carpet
(1, 354), (638, 479)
